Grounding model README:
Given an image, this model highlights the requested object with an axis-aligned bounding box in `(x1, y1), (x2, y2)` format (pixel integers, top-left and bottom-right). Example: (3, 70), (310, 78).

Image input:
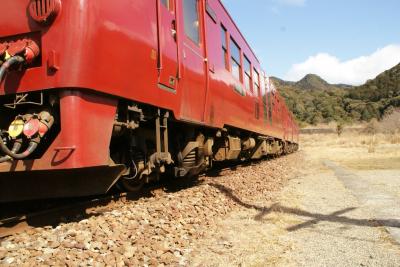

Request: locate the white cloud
(275, 0), (306, 6)
(284, 44), (400, 85)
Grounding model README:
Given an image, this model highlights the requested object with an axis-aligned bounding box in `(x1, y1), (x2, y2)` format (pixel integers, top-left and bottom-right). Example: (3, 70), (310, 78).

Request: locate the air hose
(0, 54), (44, 162)
(0, 139), (22, 163)
(0, 56), (25, 83)
(0, 135), (40, 160)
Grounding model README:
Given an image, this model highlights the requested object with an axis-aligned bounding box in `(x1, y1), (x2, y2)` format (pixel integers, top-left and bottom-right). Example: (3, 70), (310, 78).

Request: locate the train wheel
(118, 176), (145, 192)
(117, 150), (147, 192)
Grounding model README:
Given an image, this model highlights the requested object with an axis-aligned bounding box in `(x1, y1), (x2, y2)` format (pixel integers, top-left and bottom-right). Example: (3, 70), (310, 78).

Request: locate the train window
(221, 25), (229, 70)
(260, 72), (266, 98)
(206, 2), (217, 23)
(244, 55), (252, 91)
(253, 68), (260, 97)
(183, 0), (200, 44)
(230, 38), (242, 82)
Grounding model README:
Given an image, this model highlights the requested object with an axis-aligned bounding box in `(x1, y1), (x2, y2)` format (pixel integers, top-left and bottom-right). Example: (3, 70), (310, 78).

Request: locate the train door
(178, 0), (208, 122)
(157, 0), (179, 91)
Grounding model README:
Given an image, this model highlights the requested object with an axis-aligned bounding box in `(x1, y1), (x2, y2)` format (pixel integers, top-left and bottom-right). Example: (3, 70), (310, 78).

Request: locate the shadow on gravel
(205, 161), (254, 177)
(0, 157), (287, 238)
(209, 183), (400, 232)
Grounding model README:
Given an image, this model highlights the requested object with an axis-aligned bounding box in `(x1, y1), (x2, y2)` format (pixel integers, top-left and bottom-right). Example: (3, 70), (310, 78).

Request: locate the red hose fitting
(24, 41), (40, 64)
(6, 39), (40, 64)
(0, 42), (8, 58)
(38, 111), (55, 137)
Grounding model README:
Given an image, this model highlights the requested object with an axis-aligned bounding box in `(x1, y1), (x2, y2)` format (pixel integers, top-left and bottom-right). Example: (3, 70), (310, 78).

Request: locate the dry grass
(301, 129), (400, 148)
(379, 109), (400, 134)
(301, 126), (400, 170)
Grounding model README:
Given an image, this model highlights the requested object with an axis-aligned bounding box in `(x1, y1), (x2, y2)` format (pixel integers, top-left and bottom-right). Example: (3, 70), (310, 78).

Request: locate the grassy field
(301, 128), (400, 170)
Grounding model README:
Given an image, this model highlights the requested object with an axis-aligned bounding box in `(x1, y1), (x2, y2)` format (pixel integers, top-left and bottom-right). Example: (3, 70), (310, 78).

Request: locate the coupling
(0, 111), (55, 162)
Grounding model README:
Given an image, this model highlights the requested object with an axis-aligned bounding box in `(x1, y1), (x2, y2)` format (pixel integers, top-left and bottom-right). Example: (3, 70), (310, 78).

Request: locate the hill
(295, 74), (335, 91)
(272, 74), (346, 91)
(275, 63), (400, 126)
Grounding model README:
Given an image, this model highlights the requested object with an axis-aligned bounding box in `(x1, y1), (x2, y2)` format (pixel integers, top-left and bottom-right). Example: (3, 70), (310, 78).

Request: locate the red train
(0, 0), (299, 202)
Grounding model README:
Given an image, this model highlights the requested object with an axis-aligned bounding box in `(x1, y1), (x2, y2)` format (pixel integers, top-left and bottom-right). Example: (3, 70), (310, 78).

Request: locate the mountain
(274, 63), (400, 126)
(295, 74), (334, 91)
(271, 74), (349, 91)
(335, 84), (354, 90)
(349, 63), (400, 102)
(270, 76), (295, 87)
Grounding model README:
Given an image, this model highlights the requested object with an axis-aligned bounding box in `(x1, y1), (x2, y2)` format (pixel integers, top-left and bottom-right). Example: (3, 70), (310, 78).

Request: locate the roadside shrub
(336, 121), (344, 137)
(364, 119), (379, 135)
(379, 109), (400, 134)
(363, 119), (379, 153)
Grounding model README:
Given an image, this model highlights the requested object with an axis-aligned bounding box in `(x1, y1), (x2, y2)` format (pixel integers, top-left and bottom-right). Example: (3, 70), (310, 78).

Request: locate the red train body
(0, 0), (299, 202)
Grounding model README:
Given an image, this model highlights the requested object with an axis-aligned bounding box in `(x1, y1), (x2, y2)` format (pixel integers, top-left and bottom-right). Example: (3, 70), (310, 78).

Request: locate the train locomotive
(0, 0), (299, 202)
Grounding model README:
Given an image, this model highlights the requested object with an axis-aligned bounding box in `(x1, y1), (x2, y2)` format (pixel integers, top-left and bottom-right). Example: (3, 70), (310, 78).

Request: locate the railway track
(0, 193), (132, 238)
(0, 153), (298, 266)
(0, 181), (205, 238)
(0, 159), (266, 238)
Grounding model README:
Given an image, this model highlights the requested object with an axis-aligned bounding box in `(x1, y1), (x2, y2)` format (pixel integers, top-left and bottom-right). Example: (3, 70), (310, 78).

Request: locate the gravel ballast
(0, 154), (298, 266)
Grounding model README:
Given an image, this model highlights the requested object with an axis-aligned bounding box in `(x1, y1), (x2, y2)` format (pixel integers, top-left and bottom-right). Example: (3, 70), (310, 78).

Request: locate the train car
(0, 0), (298, 202)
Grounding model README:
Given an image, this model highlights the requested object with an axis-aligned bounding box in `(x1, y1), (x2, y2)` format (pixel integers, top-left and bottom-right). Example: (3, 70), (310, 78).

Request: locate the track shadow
(209, 183), (400, 231)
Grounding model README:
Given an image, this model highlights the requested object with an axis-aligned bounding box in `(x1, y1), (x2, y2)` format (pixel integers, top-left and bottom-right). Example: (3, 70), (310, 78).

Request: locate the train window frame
(221, 25), (229, 70)
(253, 68), (260, 97)
(183, 0), (200, 45)
(230, 37), (242, 82)
(244, 55), (252, 92)
(260, 72), (266, 98)
(206, 2), (217, 23)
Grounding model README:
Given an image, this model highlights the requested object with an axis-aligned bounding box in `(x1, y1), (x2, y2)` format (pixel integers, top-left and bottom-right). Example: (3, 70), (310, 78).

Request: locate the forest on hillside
(276, 63), (400, 127)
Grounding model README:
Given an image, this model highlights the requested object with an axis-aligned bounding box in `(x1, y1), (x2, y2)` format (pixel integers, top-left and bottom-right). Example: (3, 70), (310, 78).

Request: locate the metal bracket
(4, 93), (44, 109)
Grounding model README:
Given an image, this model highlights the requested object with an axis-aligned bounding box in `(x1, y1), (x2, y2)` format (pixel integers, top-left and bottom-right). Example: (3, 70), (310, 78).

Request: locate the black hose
(0, 140), (22, 163)
(0, 156), (10, 163)
(0, 56), (40, 162)
(0, 135), (40, 160)
(0, 56), (25, 83)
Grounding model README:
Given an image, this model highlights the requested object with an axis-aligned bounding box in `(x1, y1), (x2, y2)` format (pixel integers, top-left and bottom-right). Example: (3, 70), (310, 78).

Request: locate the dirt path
(190, 147), (400, 266)
(324, 160), (400, 244)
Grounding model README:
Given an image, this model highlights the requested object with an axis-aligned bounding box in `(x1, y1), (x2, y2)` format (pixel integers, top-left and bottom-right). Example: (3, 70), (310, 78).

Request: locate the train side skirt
(0, 165), (126, 203)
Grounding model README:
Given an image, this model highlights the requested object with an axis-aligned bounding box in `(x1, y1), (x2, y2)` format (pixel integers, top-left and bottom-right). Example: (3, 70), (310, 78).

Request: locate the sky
(221, 0), (400, 85)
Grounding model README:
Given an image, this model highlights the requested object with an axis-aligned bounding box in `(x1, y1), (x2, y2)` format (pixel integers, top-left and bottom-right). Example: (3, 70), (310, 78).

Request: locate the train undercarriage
(111, 100), (299, 193)
(0, 91), (298, 202)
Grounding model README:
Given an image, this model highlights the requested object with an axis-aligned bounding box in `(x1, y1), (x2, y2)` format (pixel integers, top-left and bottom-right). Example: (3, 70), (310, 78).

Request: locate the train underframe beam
(111, 100), (298, 194)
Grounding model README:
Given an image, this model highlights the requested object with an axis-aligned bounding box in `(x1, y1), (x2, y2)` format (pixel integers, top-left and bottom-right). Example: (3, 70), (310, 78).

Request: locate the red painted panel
(178, 0), (207, 123)
(0, 0), (180, 117)
(158, 0), (179, 91)
(0, 0), (299, 177)
(0, 90), (117, 173)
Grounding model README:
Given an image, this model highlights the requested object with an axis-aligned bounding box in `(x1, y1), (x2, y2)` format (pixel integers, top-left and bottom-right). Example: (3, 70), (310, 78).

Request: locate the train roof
(217, 0), (261, 65)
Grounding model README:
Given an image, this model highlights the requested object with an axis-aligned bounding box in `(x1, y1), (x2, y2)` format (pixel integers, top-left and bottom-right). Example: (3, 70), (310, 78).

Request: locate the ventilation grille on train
(29, 0), (61, 24)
